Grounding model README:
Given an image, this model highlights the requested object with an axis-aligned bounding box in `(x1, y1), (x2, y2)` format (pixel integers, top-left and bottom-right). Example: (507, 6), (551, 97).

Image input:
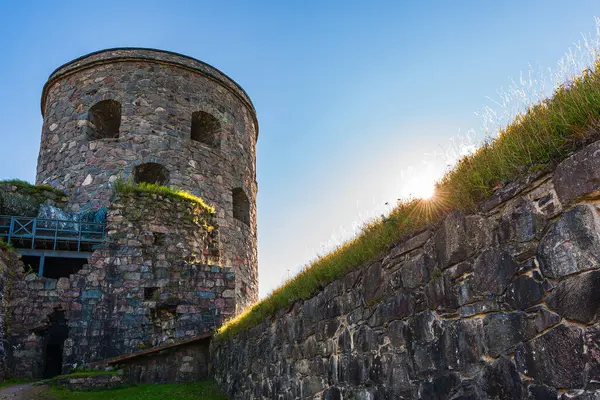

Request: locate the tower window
(144, 287), (159, 300)
(232, 188), (250, 226)
(133, 163), (169, 186)
(191, 111), (220, 147)
(88, 100), (121, 139)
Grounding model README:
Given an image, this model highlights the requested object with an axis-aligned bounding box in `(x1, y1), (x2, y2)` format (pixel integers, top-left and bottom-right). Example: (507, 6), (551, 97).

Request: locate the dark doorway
(43, 257), (87, 279)
(43, 310), (69, 378)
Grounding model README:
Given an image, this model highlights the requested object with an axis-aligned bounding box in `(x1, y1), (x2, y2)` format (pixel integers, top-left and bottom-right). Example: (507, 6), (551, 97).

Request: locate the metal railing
(0, 215), (105, 252)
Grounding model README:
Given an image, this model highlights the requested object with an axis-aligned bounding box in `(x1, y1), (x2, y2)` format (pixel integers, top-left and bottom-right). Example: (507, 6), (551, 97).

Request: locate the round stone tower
(36, 48), (258, 308)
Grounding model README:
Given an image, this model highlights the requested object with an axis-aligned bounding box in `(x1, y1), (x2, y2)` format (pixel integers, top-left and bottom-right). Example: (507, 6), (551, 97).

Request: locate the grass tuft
(216, 58), (600, 341)
(114, 180), (215, 215)
(0, 179), (66, 198)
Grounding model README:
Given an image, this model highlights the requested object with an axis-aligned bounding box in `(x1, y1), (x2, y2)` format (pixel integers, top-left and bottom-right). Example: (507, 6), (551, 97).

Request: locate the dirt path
(0, 383), (50, 400)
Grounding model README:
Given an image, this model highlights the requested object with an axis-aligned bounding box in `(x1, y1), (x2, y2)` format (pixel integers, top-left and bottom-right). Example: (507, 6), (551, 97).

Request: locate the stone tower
(36, 48), (258, 308)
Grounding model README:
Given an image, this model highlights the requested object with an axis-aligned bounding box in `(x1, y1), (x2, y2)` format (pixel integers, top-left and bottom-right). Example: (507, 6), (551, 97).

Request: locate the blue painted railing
(0, 215), (105, 252)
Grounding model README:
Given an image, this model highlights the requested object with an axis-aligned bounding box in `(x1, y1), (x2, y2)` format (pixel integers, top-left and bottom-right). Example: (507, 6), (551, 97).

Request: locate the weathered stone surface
(515, 324), (585, 388)
(505, 275), (545, 310)
(362, 262), (386, 303)
(484, 312), (535, 357)
(554, 140), (600, 205)
(547, 270), (600, 324)
(440, 319), (483, 374)
(435, 213), (490, 269)
(533, 307), (561, 333)
(584, 326), (600, 388)
(477, 357), (522, 399)
(418, 373), (461, 400)
(369, 293), (413, 326)
(499, 197), (546, 244)
(538, 205), (600, 279)
(527, 385), (558, 400)
(473, 248), (519, 298)
(211, 139), (600, 399)
(385, 230), (432, 262)
(401, 253), (435, 289)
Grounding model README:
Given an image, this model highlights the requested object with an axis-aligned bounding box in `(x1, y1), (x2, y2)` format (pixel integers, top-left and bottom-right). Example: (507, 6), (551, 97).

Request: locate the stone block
(476, 357), (522, 399)
(505, 275), (545, 310)
(498, 197), (546, 243)
(547, 270), (600, 324)
(554, 140), (600, 205)
(369, 293), (413, 327)
(473, 248), (519, 298)
(515, 324), (585, 388)
(362, 262), (386, 303)
(537, 204), (600, 279)
(483, 312), (535, 357)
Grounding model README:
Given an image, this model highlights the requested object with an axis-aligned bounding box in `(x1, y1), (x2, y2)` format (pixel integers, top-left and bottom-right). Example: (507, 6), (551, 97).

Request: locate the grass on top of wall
(216, 58), (600, 341)
(114, 180), (215, 215)
(0, 179), (65, 198)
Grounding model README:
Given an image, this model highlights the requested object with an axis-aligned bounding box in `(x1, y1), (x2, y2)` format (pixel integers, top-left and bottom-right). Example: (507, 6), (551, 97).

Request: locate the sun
(411, 180), (435, 199)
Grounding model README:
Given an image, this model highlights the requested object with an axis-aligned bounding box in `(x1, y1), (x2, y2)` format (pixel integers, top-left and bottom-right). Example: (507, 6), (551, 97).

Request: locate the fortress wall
(0, 249), (16, 380)
(36, 48), (258, 310)
(63, 190), (235, 367)
(212, 139), (600, 399)
(0, 182), (66, 217)
(4, 191), (234, 379)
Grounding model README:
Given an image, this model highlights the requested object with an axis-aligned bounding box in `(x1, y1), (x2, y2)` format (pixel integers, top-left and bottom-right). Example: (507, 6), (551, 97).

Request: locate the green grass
(0, 179), (65, 198)
(38, 381), (227, 400)
(216, 58), (600, 341)
(54, 370), (120, 380)
(0, 238), (14, 253)
(0, 378), (32, 388)
(114, 180), (215, 215)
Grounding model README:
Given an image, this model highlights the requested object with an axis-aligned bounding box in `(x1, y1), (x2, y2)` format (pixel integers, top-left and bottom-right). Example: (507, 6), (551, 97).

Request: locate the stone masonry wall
(0, 248), (16, 381)
(36, 48), (258, 310)
(7, 191), (235, 378)
(212, 139), (600, 399)
(63, 190), (235, 367)
(120, 338), (212, 384)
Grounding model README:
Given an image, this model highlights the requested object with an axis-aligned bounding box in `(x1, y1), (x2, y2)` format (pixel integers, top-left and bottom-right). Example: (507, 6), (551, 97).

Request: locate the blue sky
(0, 1), (599, 297)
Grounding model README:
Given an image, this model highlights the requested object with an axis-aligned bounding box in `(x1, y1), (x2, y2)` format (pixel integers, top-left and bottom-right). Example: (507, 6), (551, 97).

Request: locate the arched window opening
(232, 188), (250, 226)
(88, 100), (121, 139)
(191, 111), (220, 147)
(133, 163), (169, 186)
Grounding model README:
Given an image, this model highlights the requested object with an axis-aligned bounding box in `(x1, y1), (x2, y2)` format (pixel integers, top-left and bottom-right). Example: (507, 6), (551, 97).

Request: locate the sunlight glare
(400, 171), (438, 200)
(413, 181), (435, 199)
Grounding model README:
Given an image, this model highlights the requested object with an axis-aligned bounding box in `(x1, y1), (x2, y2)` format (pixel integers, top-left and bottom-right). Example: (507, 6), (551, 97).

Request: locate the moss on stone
(114, 180), (215, 215)
(0, 179), (65, 198)
(0, 179), (66, 217)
